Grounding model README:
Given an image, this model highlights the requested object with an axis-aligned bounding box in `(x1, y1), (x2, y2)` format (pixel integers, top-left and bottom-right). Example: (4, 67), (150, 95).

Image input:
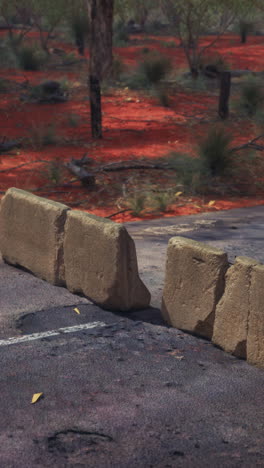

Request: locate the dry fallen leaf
(208, 200), (216, 207)
(175, 191), (183, 197)
(31, 393), (43, 404)
(74, 307), (81, 315)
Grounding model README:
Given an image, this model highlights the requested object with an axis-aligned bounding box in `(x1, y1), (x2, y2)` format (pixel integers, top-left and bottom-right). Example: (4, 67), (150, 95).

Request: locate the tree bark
(89, 0), (114, 139)
(218, 71), (231, 119)
(89, 75), (102, 139)
(65, 161), (96, 187)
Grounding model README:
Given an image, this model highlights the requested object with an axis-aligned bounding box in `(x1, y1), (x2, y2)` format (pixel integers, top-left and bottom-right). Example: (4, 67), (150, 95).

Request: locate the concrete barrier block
(0, 188), (69, 285)
(161, 237), (228, 339)
(247, 264), (264, 367)
(63, 210), (151, 311)
(212, 257), (259, 358)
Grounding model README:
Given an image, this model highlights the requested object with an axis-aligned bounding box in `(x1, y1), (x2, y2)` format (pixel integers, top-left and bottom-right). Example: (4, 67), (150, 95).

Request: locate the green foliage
(0, 78), (9, 92)
(160, 40), (176, 48)
(152, 86), (170, 107)
(123, 70), (150, 90)
(62, 52), (78, 65)
(69, 12), (89, 54)
(27, 122), (58, 150)
(110, 54), (127, 81)
(199, 52), (229, 75)
(148, 189), (175, 212)
(237, 77), (264, 117)
(16, 44), (48, 71)
(198, 126), (234, 177)
(113, 21), (130, 46)
(139, 51), (172, 85)
(125, 51), (172, 90)
(166, 153), (205, 194)
(46, 159), (62, 185)
(67, 113), (80, 127)
(238, 19), (255, 41)
(26, 79), (69, 103)
(0, 39), (18, 68)
(125, 192), (146, 216)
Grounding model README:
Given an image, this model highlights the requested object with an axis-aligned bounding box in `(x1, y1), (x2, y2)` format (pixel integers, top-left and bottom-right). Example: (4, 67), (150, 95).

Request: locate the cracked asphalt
(0, 206), (264, 467)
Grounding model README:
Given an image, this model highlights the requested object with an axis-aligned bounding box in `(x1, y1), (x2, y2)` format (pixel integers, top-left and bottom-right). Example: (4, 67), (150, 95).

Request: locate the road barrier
(0, 188), (150, 311)
(162, 237), (264, 367)
(0, 188), (263, 366)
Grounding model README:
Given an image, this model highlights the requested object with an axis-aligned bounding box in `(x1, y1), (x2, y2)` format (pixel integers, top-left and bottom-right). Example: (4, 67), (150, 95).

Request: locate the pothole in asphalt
(141, 220), (218, 236)
(15, 304), (104, 335)
(46, 429), (114, 456)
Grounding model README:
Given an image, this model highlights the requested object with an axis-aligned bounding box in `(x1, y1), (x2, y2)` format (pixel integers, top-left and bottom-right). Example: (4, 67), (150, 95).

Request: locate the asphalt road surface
(0, 206), (264, 467)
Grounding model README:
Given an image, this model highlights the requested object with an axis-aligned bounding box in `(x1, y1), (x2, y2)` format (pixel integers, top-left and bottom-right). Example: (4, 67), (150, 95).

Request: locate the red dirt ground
(0, 31), (264, 222)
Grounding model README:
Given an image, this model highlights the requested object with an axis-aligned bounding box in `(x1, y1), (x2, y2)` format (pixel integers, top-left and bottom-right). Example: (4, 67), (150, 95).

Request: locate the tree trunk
(89, 75), (102, 139)
(241, 30), (247, 44)
(89, 0), (114, 139)
(218, 71), (231, 119)
(76, 35), (85, 55)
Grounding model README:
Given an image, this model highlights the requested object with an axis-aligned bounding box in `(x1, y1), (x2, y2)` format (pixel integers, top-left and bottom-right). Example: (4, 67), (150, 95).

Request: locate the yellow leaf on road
(175, 191), (183, 197)
(208, 200), (216, 206)
(74, 307), (81, 315)
(31, 393), (43, 404)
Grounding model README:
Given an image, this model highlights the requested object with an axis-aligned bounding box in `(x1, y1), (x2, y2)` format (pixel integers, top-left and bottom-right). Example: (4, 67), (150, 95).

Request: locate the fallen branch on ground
(230, 134), (264, 153)
(105, 209), (131, 218)
(64, 161), (96, 187)
(0, 137), (22, 153)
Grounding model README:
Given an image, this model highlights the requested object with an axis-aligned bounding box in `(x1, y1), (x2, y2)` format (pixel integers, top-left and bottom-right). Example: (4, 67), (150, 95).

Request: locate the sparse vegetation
(123, 51), (172, 105)
(237, 77), (264, 117)
(125, 191), (147, 216)
(27, 122), (59, 150)
(166, 153), (206, 194)
(198, 126), (234, 177)
(16, 44), (48, 71)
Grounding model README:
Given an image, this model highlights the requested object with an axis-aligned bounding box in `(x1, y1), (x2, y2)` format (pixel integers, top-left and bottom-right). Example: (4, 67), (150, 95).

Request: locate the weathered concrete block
(212, 257), (259, 358)
(64, 210), (151, 311)
(247, 264), (264, 367)
(161, 237), (228, 339)
(0, 188), (69, 285)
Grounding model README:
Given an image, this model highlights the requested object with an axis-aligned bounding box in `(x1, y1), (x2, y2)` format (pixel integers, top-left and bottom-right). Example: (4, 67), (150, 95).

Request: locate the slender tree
(159, 0), (258, 78)
(89, 0), (114, 139)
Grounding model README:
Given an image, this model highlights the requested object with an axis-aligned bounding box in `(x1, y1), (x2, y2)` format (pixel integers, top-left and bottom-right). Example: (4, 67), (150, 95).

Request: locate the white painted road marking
(0, 321), (106, 347)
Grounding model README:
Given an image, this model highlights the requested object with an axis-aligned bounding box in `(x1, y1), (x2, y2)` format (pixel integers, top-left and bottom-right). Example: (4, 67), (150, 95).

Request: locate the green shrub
(113, 22), (129, 47)
(166, 153), (205, 194)
(153, 86), (170, 107)
(124, 51), (172, 90)
(139, 51), (172, 85)
(148, 189), (174, 212)
(47, 160), (62, 185)
(110, 54), (127, 81)
(16, 44), (48, 71)
(125, 192), (146, 216)
(160, 40), (176, 48)
(198, 126), (234, 177)
(238, 20), (255, 43)
(62, 52), (78, 65)
(123, 70), (150, 90)
(199, 52), (229, 76)
(67, 113), (80, 127)
(141, 47), (150, 54)
(26, 79), (69, 103)
(237, 77), (264, 117)
(0, 78), (9, 93)
(27, 122), (58, 150)
(0, 39), (18, 68)
(70, 14), (89, 55)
